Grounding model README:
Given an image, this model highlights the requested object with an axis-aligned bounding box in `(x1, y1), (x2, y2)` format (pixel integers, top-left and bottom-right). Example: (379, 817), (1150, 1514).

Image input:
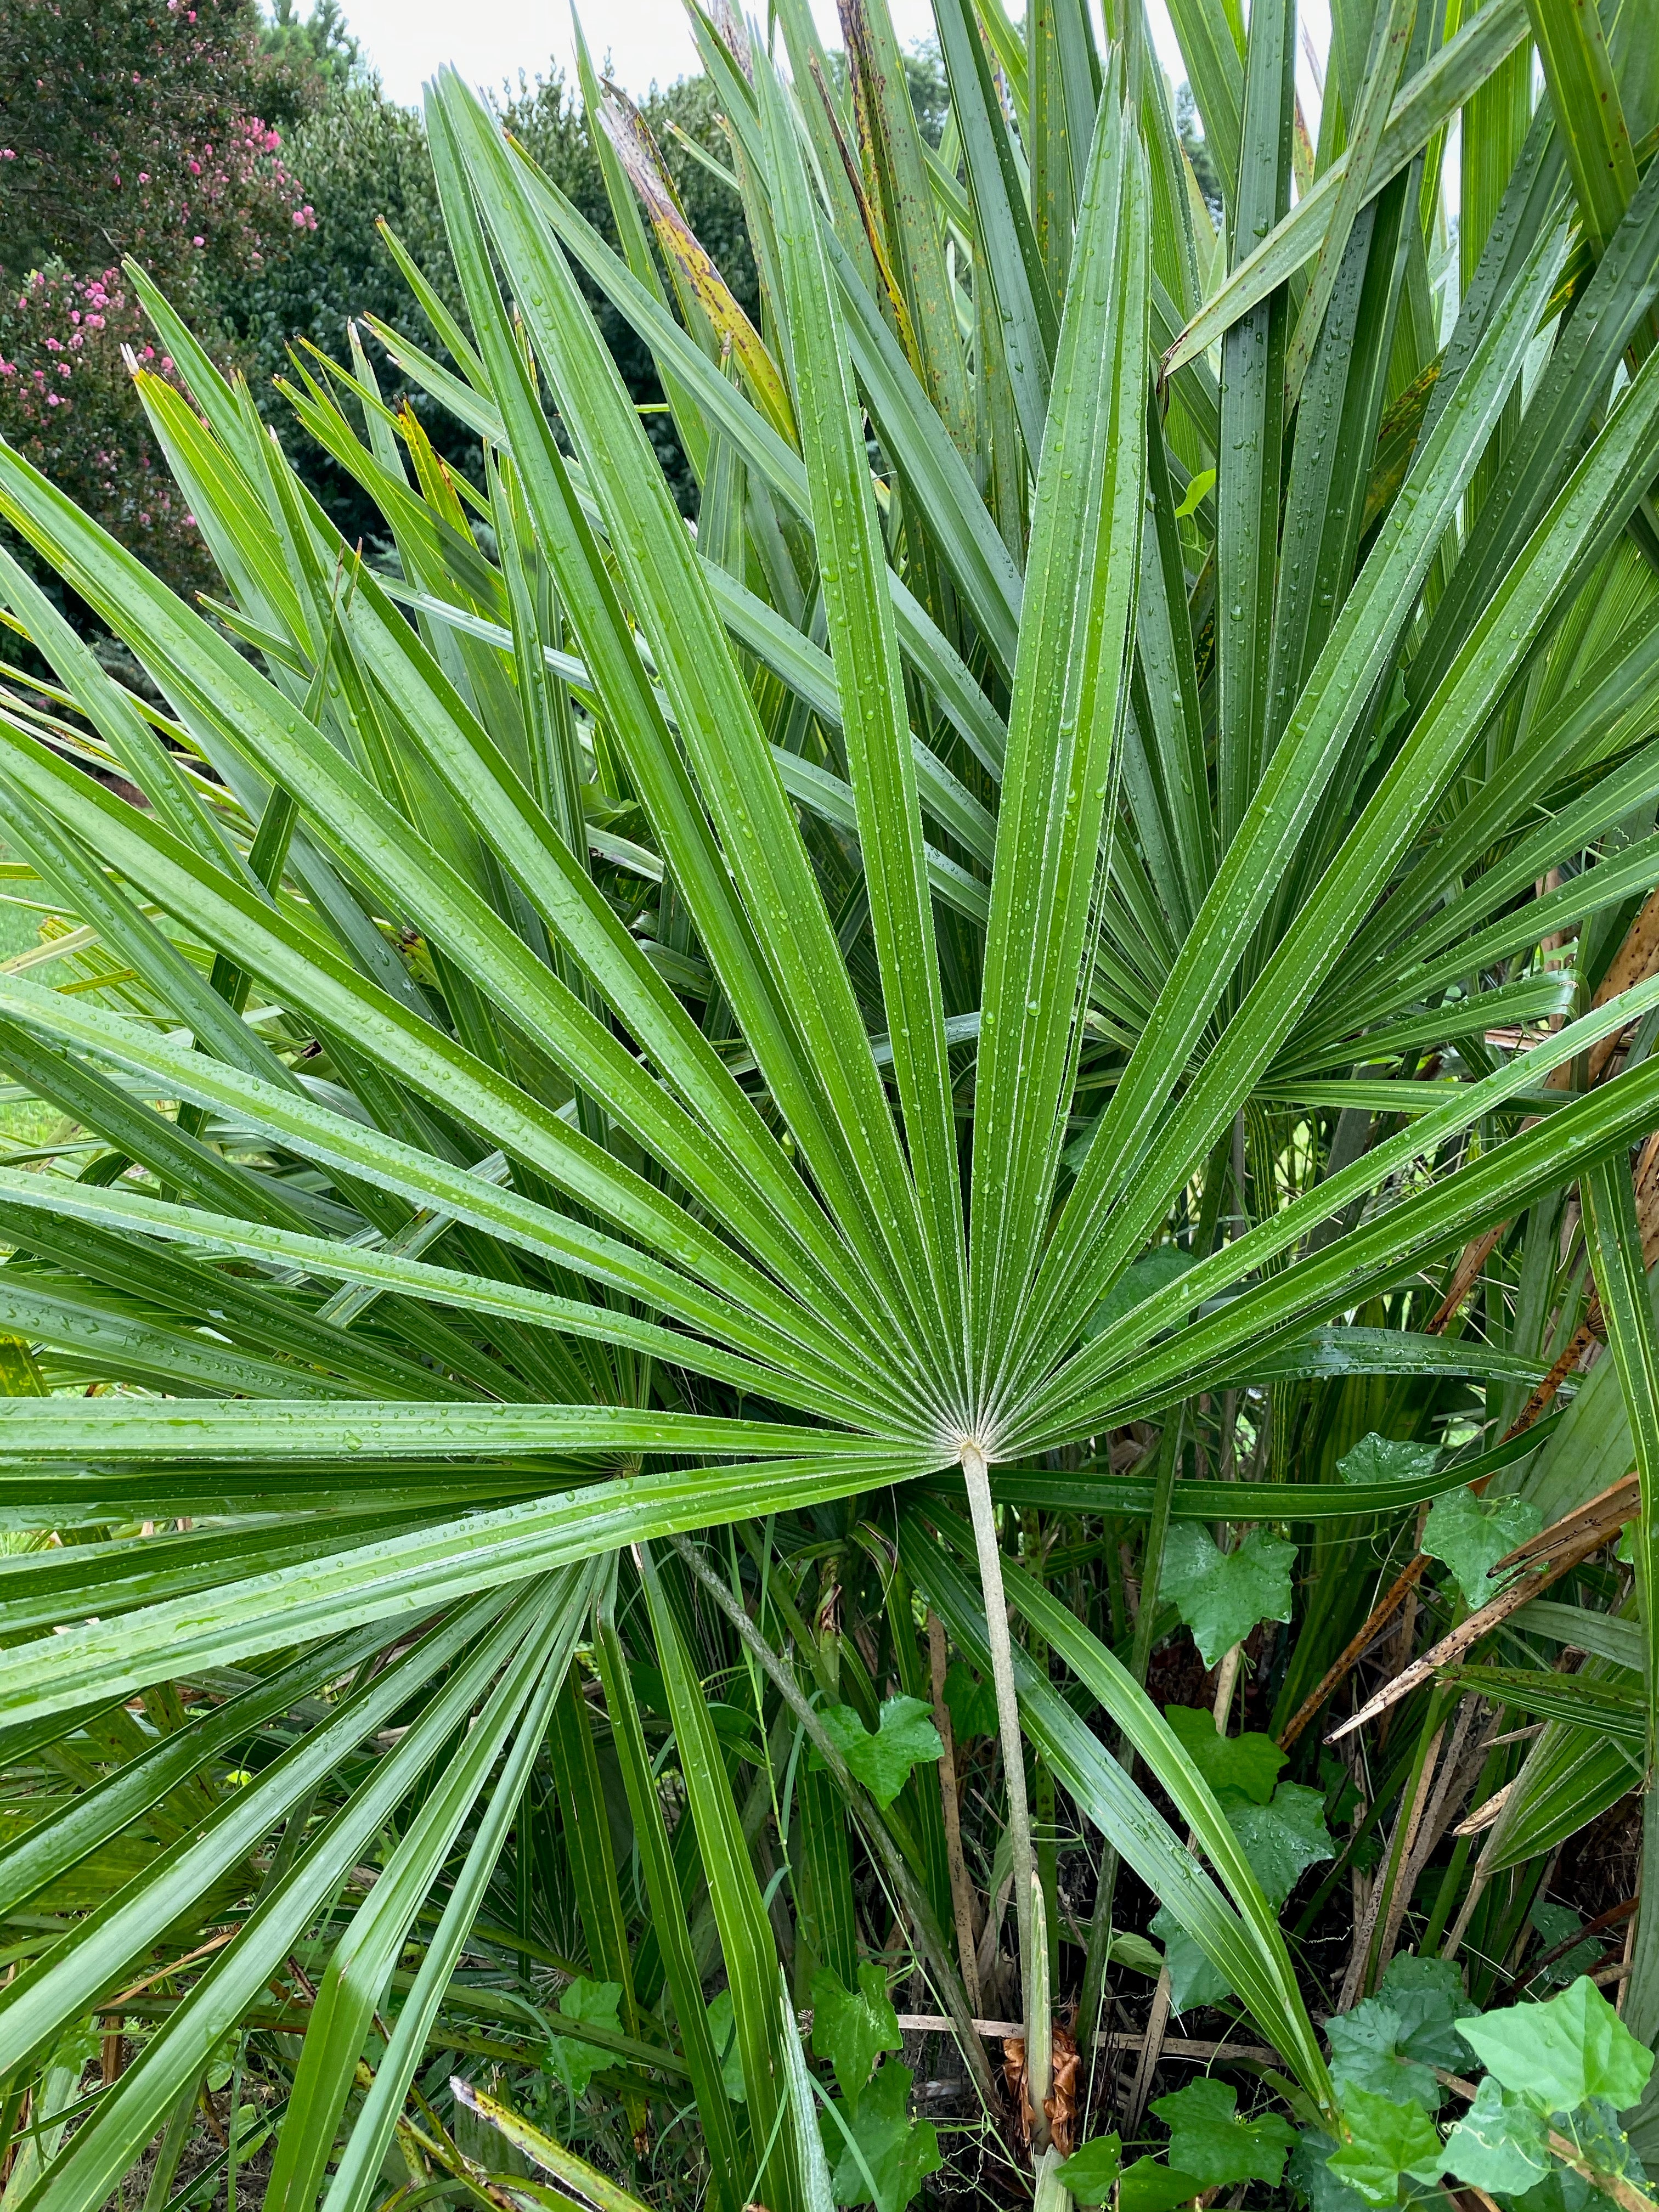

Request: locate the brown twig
(107, 1926), (238, 2006)
(1504, 1322), (1595, 1437)
(1496, 1895), (1638, 2000)
(1122, 1967), (1172, 2132)
(927, 1609), (983, 2018)
(1277, 1555), (1430, 1750)
(1427, 1226), (1507, 1334)
(1327, 1477), (1639, 1743)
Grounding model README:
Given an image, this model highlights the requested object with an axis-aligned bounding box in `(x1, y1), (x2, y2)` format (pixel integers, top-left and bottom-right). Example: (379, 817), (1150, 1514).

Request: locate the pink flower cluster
(0, 0), (323, 595)
(90, 111), (314, 276)
(0, 263), (196, 578)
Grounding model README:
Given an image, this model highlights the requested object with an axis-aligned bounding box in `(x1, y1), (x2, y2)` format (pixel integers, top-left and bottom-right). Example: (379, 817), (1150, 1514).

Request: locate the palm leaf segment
(1, 0), (1658, 2186)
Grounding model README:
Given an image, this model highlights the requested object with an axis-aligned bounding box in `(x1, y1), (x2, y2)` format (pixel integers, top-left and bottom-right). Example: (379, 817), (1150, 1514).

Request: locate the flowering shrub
(0, 0), (314, 589)
(0, 265), (204, 595)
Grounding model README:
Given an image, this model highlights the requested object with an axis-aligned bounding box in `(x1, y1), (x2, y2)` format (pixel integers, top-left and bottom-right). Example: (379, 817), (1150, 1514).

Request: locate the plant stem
(960, 1440), (1041, 2125)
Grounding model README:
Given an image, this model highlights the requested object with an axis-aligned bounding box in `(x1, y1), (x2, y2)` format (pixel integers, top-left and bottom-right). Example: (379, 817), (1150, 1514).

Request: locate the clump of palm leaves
(2, 0), (1659, 2203)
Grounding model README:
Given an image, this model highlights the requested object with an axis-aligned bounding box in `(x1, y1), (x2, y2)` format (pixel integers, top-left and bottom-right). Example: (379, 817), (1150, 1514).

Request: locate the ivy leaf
(1085, 1246), (1198, 1339)
(548, 1977), (622, 2104)
(1325, 1959), (1476, 2117)
(1374, 1955), (1480, 2067)
(943, 1660), (997, 1741)
(1326, 2085), (1446, 2206)
(1338, 1434), (1440, 1486)
(810, 1964), (901, 2103)
(1459, 1977), (1655, 2115)
(814, 1697), (943, 1810)
(1529, 1901), (1602, 1989)
(1423, 1485), (1544, 1608)
(704, 1989), (747, 2103)
(1226, 1782), (1334, 1907)
(1570, 2096), (1650, 2193)
(1328, 2002), (1439, 2112)
(1288, 2126), (1372, 2212)
(1504, 2174), (1604, 2212)
(1163, 1703), (1286, 1804)
(1146, 1919), (1230, 2013)
(1151, 2077), (1296, 2188)
(1161, 1525), (1296, 1666)
(1150, 1781), (1333, 2005)
(1443, 2075), (1552, 2195)
(1117, 2157), (1206, 2212)
(1055, 2133), (1122, 2204)
(823, 2061), (941, 2209)
(1108, 1931), (1165, 1977)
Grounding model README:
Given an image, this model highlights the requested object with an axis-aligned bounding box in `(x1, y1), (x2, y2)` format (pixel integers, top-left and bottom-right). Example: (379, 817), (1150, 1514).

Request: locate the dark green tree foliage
(0, 0), (315, 595)
(261, 0), (359, 97)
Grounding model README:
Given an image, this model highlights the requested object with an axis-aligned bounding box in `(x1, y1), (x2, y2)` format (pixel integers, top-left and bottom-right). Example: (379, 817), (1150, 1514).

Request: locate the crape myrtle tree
(0, 0), (1658, 2209)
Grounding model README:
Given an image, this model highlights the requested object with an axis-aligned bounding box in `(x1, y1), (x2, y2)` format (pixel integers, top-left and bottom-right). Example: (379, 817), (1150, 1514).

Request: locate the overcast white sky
(333, 0), (1200, 110)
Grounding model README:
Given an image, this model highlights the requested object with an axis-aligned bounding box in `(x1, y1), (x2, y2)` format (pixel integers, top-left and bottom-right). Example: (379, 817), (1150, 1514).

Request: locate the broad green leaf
(822, 2061), (941, 2210)
(1288, 2128), (1372, 2212)
(1327, 2004), (1441, 2112)
(1116, 2156), (1207, 2212)
(1147, 1918), (1234, 2013)
(813, 1697), (943, 1811)
(1459, 1978), (1655, 2114)
(1530, 1903), (1605, 1988)
(810, 1964), (901, 2103)
(1084, 1249), (1200, 1341)
(1217, 1784), (1334, 1906)
(1327, 2085), (1446, 2205)
(1151, 1781), (1331, 2006)
(1338, 1435), (1440, 1486)
(1149, 2078), (1296, 2188)
(1160, 1706), (1286, 1805)
(1443, 2076), (1553, 2196)
(1423, 1486), (1545, 1609)
(549, 1980), (623, 2106)
(1054, 2135), (1122, 2204)
(1160, 1525), (1296, 1666)
(943, 1662), (997, 1741)
(1374, 1956), (1482, 2066)
(706, 1990), (749, 2104)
